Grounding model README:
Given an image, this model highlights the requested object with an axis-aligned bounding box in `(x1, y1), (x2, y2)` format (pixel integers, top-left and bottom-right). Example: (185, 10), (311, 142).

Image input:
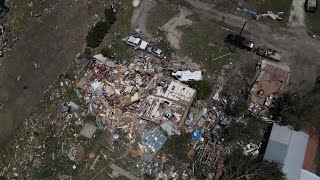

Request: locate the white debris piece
(132, 0), (140, 7)
(93, 54), (108, 64)
(172, 71), (203, 81)
(68, 101), (79, 110)
(80, 123), (97, 139)
(160, 121), (181, 136)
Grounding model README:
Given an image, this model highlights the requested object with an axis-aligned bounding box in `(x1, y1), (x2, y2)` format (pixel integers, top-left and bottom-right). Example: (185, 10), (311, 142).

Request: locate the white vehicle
(147, 47), (164, 58)
(122, 36), (148, 50)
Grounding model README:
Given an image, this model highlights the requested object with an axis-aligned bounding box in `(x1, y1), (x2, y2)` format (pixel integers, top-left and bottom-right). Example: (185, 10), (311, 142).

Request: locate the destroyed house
(250, 60), (290, 107)
(264, 124), (309, 180)
(136, 80), (196, 124)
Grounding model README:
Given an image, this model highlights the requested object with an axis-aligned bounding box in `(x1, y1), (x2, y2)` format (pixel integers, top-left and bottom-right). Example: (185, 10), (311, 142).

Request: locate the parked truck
(256, 47), (281, 61)
(305, 0), (317, 13)
(225, 34), (255, 51)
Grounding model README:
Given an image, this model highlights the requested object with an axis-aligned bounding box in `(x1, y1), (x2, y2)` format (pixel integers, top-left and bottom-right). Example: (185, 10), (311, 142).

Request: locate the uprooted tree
(224, 149), (286, 180)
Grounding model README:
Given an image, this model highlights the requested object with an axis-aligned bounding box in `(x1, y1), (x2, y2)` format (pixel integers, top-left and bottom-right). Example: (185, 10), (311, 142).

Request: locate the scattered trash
(257, 11), (284, 21)
(32, 62), (40, 68)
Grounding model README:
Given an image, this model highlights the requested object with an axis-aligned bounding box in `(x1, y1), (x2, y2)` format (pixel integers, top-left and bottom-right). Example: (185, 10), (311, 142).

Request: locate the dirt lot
(185, 0), (320, 89)
(0, 0), (105, 144)
(144, 0), (320, 91)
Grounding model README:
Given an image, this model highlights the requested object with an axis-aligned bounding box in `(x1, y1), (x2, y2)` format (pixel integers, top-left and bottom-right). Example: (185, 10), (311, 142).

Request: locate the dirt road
(131, 0), (156, 39)
(162, 7), (193, 49)
(0, 0), (105, 144)
(289, 0), (306, 27)
(184, 0), (320, 88)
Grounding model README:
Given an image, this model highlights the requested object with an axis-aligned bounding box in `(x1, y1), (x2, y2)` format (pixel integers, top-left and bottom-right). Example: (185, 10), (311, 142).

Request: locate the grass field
(146, 3), (177, 34)
(306, 9), (320, 34)
(180, 22), (237, 73)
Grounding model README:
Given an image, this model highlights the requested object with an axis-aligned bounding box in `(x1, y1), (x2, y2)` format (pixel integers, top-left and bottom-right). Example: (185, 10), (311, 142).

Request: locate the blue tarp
(193, 130), (202, 140)
(243, 8), (257, 15)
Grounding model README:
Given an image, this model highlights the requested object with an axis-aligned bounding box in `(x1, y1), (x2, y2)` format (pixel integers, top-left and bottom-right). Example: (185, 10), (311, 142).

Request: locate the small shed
(305, 0), (317, 13)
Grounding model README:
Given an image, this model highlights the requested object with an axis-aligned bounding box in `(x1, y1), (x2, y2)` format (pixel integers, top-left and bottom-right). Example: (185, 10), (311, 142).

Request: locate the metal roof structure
(142, 126), (167, 161)
(264, 124), (309, 180)
(300, 169), (320, 180)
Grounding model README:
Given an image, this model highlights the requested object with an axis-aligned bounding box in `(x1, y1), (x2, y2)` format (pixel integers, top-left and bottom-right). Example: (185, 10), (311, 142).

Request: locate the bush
(224, 119), (263, 145)
(225, 96), (249, 117)
(100, 46), (114, 59)
(86, 21), (109, 48)
(188, 80), (212, 100)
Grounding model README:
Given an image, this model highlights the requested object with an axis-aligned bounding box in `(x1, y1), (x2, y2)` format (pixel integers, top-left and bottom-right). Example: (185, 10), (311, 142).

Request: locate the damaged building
(249, 60), (290, 114)
(75, 54), (196, 161)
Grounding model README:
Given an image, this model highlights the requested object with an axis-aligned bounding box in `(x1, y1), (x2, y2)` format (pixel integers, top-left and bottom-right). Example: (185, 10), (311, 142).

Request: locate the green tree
(299, 86), (320, 131)
(224, 120), (263, 145)
(105, 8), (116, 26)
(270, 88), (320, 131)
(224, 149), (286, 180)
(270, 92), (301, 122)
(188, 80), (213, 100)
(86, 21), (109, 48)
(100, 46), (114, 58)
(225, 96), (249, 117)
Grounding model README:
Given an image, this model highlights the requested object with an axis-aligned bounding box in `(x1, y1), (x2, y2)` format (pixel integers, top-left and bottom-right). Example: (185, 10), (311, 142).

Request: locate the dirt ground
(181, 0), (320, 89)
(131, 0), (156, 39)
(0, 0), (105, 144)
(132, 0), (320, 93)
(289, 0), (306, 27)
(162, 7), (193, 49)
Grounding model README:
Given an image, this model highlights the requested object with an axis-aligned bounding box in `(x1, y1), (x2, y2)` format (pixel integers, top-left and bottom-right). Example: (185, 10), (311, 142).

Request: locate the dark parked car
(225, 34), (254, 51)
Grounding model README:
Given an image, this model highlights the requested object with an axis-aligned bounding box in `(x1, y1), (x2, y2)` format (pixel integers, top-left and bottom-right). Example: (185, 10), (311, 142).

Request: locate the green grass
(113, 2), (134, 36)
(146, 4), (177, 33)
(102, 1), (134, 62)
(180, 23), (236, 72)
(306, 10), (320, 34)
(241, 0), (293, 26)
